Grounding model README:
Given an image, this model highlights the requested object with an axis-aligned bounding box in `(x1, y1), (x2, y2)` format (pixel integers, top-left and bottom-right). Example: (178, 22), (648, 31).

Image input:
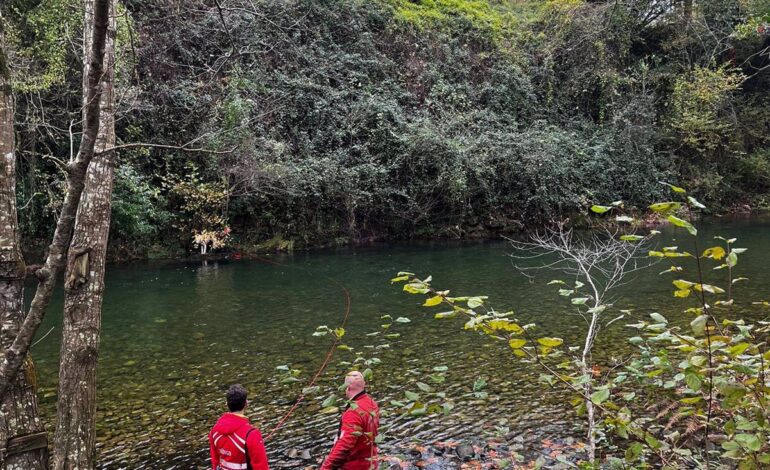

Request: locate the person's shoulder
(244, 425), (264, 440)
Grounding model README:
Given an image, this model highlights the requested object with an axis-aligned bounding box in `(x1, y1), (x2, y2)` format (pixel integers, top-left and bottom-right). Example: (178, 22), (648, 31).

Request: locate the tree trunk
(0, 15), (49, 469)
(581, 308), (600, 463)
(52, 0), (116, 467)
(0, 0), (111, 401)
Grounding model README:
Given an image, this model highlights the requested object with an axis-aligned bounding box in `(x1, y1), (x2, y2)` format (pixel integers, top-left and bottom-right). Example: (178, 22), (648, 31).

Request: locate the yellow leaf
(702, 246), (726, 260)
(537, 337), (563, 347)
(422, 295), (443, 307)
(508, 338), (526, 349)
(673, 279), (695, 290)
(674, 289), (691, 298)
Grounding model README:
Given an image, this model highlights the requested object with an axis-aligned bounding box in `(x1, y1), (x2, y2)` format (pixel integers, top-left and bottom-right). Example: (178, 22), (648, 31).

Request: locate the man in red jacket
(209, 384), (270, 470)
(320, 371), (380, 470)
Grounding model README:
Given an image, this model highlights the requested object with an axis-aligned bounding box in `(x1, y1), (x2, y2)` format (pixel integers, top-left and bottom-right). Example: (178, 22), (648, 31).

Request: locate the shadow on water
(28, 217), (770, 468)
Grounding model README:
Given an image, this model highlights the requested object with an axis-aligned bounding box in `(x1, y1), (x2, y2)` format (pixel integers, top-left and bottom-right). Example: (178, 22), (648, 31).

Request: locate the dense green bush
(5, 0), (770, 257)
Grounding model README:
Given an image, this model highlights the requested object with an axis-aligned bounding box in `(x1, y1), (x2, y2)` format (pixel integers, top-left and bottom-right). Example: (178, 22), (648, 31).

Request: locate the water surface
(31, 217), (770, 468)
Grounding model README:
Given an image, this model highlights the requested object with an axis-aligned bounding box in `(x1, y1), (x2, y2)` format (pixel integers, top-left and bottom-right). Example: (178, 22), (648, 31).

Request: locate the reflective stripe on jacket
(208, 413), (270, 470)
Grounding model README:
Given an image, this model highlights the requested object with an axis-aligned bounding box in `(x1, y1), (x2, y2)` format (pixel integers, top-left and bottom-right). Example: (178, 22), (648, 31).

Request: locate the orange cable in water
(251, 255), (353, 441)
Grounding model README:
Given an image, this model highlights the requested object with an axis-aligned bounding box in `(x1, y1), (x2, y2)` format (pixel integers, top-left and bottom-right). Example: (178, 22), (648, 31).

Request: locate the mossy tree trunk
(52, 0), (116, 468)
(0, 0), (110, 407)
(0, 13), (49, 469)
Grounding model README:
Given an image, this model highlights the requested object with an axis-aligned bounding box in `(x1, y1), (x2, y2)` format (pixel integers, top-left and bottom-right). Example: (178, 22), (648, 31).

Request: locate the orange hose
(249, 255), (353, 441)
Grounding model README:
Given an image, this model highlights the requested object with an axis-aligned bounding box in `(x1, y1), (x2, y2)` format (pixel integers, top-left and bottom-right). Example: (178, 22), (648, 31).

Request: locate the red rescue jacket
(209, 413), (270, 470)
(321, 391), (379, 470)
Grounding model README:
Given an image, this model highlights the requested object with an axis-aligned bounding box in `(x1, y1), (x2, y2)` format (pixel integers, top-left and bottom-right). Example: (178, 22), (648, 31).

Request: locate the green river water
(29, 217), (770, 468)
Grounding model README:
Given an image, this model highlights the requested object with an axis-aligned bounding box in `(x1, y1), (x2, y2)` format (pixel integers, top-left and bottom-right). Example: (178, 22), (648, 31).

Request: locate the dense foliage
(395, 184), (770, 468)
(4, 0), (770, 258)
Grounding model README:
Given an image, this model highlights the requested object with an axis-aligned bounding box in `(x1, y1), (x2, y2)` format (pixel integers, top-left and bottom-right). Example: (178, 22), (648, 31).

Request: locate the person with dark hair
(320, 371), (379, 470)
(209, 384), (270, 470)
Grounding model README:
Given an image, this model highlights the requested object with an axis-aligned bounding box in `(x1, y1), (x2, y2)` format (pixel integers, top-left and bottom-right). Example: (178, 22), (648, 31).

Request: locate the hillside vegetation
(5, 0), (770, 258)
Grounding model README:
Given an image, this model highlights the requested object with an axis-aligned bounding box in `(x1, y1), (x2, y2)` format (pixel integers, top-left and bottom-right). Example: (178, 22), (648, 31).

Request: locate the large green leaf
(667, 215), (697, 236)
(590, 205), (612, 214)
(590, 388), (610, 405)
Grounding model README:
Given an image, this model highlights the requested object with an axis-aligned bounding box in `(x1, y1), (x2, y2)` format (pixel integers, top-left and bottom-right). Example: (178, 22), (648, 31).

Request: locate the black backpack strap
(244, 427), (255, 470)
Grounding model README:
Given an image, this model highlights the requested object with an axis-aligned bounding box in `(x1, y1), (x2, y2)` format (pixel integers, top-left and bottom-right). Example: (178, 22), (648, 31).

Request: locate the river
(30, 217), (770, 468)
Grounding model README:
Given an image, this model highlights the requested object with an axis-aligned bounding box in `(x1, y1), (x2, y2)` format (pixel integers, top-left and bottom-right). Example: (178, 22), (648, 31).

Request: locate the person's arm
(320, 410), (362, 470)
(247, 429), (270, 470)
(209, 430), (220, 470)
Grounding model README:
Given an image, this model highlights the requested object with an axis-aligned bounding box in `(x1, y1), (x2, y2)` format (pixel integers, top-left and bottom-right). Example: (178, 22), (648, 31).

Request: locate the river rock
(300, 449), (312, 460)
(455, 443), (474, 461)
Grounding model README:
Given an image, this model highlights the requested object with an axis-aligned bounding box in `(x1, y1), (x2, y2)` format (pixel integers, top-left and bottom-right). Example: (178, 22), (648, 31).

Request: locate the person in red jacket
(320, 371), (380, 470)
(209, 384), (270, 470)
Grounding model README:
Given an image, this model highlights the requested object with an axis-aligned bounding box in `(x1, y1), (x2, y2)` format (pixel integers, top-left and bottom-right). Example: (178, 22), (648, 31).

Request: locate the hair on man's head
(227, 384), (248, 412)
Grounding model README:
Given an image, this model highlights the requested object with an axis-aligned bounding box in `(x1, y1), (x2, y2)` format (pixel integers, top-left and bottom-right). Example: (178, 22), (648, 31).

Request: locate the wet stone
(455, 443), (474, 461)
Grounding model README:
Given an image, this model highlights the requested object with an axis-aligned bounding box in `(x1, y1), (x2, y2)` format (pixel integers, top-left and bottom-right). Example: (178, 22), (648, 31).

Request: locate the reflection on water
(30, 217), (770, 468)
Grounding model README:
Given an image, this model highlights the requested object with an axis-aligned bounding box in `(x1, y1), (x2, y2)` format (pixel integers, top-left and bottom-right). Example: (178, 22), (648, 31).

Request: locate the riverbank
(103, 208), (767, 263)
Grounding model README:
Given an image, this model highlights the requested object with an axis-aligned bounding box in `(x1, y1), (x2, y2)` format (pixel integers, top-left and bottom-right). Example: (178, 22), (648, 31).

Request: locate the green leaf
(334, 327), (346, 338)
(422, 296), (443, 307)
(508, 338), (527, 349)
(558, 289), (574, 296)
(667, 215), (697, 236)
(685, 373), (702, 391)
(537, 337), (563, 347)
(404, 390), (420, 401)
(467, 297), (485, 308)
(391, 275), (409, 283)
(395, 317), (411, 323)
(571, 297), (589, 305)
(590, 205), (612, 214)
(320, 406), (339, 414)
(620, 234), (644, 241)
(590, 388), (610, 405)
(433, 366), (449, 372)
(321, 394), (337, 408)
(625, 442), (643, 462)
(416, 382), (433, 393)
(726, 251), (738, 268)
(649, 202), (682, 213)
(735, 433), (762, 452)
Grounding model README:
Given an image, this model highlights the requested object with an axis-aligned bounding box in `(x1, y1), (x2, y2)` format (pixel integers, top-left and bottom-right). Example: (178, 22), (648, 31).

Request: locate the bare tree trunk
(52, 0), (116, 467)
(0, 15), (49, 469)
(581, 312), (599, 463)
(0, 0), (111, 400)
